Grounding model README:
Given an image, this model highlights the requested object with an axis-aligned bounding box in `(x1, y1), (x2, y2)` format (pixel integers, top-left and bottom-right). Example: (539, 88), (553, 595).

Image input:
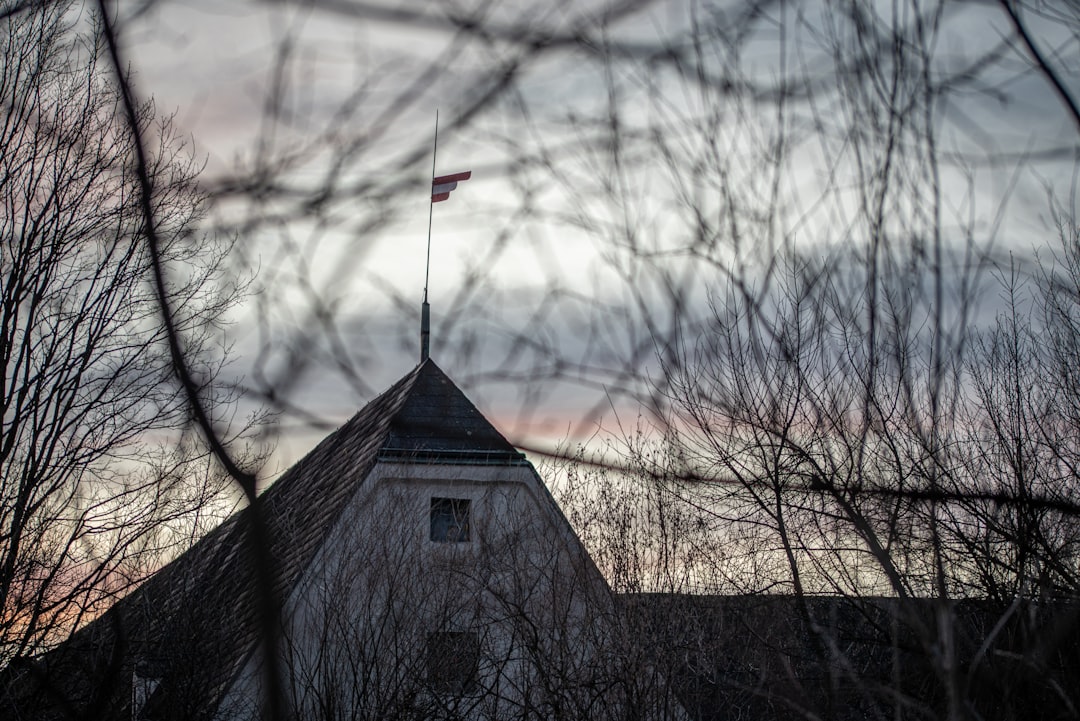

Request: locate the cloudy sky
(110, 0), (1080, 472)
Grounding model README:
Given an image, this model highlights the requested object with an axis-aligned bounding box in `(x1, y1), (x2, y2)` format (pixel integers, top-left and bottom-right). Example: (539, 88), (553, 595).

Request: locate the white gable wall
(215, 460), (680, 721)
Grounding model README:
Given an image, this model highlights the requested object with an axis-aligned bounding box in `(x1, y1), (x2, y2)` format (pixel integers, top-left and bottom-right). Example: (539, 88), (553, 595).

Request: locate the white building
(11, 360), (684, 721)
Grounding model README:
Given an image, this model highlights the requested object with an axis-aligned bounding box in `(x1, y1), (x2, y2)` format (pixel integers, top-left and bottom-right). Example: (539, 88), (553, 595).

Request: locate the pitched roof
(7, 359), (524, 721)
(380, 360), (526, 464)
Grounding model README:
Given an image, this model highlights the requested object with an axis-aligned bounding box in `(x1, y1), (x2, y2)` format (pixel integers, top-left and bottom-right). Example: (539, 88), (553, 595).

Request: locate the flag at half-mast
(432, 171), (472, 202)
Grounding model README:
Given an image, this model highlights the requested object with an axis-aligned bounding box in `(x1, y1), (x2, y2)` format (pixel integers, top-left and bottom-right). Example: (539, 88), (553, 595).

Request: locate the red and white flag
(432, 171), (472, 202)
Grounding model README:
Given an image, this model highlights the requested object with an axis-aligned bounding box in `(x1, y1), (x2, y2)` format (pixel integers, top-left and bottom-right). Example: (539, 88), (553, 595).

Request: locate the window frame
(429, 496), (471, 543)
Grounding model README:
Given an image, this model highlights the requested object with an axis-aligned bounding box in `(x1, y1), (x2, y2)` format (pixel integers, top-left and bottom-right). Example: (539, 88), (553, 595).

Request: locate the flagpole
(424, 110), (438, 305)
(421, 110), (438, 362)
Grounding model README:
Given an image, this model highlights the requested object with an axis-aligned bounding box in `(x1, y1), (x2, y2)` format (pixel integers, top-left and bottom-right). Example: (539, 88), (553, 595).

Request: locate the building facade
(6, 360), (684, 721)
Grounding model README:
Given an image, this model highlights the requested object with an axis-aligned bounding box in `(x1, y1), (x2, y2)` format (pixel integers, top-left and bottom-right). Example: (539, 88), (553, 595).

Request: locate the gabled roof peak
(379, 359), (526, 465)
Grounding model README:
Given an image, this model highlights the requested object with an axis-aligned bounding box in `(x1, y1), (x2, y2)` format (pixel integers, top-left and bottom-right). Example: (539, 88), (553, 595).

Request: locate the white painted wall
(215, 460), (683, 721)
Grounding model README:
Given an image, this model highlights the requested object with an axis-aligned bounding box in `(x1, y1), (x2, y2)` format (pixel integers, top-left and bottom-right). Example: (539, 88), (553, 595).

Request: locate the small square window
(427, 631), (480, 694)
(430, 497), (470, 542)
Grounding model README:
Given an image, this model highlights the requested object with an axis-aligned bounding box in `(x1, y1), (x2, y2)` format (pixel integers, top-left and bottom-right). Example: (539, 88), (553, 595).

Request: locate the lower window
(426, 631), (480, 694)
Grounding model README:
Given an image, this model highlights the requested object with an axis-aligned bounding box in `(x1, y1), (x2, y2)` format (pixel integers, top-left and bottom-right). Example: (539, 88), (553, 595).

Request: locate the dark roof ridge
(378, 359), (525, 464)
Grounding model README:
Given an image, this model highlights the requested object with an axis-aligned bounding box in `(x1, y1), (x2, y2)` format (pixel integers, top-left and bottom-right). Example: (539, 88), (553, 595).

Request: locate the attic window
(427, 631), (480, 694)
(430, 497), (470, 542)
